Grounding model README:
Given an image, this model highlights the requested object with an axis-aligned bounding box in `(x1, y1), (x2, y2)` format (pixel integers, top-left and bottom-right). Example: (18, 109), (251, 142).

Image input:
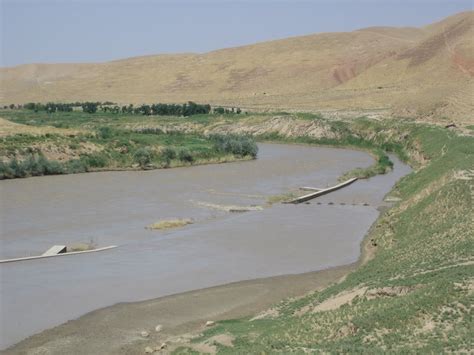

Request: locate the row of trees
(17, 101), (242, 116)
(130, 102), (212, 116)
(22, 102), (108, 113)
(214, 107), (242, 114)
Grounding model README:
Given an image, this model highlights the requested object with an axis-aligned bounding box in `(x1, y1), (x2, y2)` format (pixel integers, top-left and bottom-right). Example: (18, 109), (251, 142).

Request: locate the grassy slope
(175, 122), (474, 353)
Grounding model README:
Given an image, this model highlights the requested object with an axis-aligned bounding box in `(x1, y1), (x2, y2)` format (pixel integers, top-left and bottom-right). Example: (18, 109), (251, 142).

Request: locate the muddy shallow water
(0, 143), (411, 349)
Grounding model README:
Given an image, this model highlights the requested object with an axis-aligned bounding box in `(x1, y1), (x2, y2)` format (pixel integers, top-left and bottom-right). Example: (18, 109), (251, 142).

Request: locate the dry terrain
(1, 12), (473, 124)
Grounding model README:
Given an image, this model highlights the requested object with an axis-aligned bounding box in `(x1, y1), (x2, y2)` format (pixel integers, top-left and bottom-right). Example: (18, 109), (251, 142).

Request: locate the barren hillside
(1, 11), (472, 123)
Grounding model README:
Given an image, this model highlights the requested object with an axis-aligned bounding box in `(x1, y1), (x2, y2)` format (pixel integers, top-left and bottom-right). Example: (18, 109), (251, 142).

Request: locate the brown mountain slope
(1, 11), (472, 123)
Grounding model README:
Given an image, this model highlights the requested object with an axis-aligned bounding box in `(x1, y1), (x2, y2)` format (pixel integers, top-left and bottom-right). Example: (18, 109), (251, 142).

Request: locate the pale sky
(1, 0), (472, 67)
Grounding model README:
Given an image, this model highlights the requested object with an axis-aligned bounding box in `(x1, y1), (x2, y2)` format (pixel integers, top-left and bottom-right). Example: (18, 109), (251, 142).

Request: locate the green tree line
(16, 101), (243, 116)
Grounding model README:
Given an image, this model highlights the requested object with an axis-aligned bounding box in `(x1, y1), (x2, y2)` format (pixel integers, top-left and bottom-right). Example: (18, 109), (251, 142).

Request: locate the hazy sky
(1, 0), (472, 67)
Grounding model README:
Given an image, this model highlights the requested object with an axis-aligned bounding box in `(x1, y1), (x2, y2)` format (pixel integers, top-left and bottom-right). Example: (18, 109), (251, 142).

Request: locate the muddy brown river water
(0, 143), (411, 349)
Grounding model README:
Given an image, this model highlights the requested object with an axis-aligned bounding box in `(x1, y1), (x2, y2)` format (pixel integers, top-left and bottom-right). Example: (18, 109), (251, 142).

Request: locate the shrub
(69, 142), (80, 150)
(0, 154), (65, 179)
(0, 161), (15, 179)
(133, 148), (153, 168)
(161, 147), (177, 166)
(9, 158), (27, 178)
(178, 149), (194, 163)
(23, 155), (44, 175)
(43, 160), (64, 174)
(97, 126), (113, 139)
(82, 153), (108, 168)
(378, 154), (394, 170)
(66, 159), (89, 174)
(210, 134), (258, 158)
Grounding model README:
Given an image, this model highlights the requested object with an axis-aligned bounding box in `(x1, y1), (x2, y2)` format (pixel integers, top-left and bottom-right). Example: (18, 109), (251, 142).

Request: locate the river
(0, 143), (411, 349)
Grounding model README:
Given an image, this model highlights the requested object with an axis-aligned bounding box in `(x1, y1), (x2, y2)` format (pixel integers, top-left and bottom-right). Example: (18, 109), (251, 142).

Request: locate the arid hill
(1, 11), (472, 124)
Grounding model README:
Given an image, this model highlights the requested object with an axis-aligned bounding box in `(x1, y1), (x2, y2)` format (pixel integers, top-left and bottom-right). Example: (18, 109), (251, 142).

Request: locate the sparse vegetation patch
(146, 219), (194, 230)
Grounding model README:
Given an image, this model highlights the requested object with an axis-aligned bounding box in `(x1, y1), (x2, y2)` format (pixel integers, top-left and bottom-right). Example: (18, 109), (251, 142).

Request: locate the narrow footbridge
(286, 177), (358, 204)
(0, 245), (117, 264)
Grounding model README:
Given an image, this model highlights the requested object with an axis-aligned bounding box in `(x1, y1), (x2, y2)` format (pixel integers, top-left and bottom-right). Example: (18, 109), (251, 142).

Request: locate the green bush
(8, 158), (27, 178)
(210, 134), (258, 158)
(68, 142), (80, 150)
(23, 155), (44, 175)
(161, 147), (177, 166)
(133, 148), (153, 168)
(0, 154), (64, 179)
(97, 126), (113, 139)
(81, 153), (108, 168)
(43, 160), (64, 174)
(66, 159), (89, 174)
(377, 153), (394, 172)
(178, 149), (194, 163)
(0, 161), (15, 179)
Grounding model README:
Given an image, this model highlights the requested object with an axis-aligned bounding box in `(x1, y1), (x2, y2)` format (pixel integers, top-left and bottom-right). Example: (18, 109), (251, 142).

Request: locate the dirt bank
(4, 263), (357, 354)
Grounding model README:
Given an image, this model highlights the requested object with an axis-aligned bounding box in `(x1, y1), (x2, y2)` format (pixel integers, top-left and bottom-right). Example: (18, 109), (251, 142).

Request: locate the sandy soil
(3, 264), (355, 354)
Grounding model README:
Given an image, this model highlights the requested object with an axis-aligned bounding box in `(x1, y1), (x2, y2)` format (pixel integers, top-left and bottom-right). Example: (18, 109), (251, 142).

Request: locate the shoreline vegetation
(0, 136), (257, 180)
(0, 106), (258, 179)
(1, 105), (473, 353)
(1, 105), (395, 180)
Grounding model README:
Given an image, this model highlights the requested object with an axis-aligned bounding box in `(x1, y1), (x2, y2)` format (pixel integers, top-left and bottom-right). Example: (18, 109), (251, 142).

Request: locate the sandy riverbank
(4, 260), (365, 354)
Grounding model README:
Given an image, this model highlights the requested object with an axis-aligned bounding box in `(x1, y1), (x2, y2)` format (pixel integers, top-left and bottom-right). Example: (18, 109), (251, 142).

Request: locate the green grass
(0, 109), (246, 130)
(0, 110), (257, 179)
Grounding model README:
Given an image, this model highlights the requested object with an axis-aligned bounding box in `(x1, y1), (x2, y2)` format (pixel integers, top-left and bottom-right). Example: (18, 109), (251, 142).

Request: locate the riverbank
(1, 142), (386, 349)
(2, 164), (383, 354)
(3, 263), (356, 354)
(0, 110), (399, 181)
(181, 120), (473, 352)
(2, 114), (472, 353)
(0, 112), (258, 179)
(27, 120), (471, 354)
